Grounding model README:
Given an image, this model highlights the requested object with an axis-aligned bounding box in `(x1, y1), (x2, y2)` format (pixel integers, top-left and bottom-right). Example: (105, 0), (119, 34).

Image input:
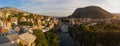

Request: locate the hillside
(0, 7), (56, 18)
(0, 7), (60, 46)
(69, 22), (120, 46)
(0, 7), (58, 32)
(0, 7), (44, 16)
(0, 7), (26, 13)
(69, 6), (113, 19)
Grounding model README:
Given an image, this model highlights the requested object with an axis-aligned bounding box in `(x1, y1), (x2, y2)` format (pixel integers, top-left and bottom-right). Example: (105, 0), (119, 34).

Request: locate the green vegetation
(69, 22), (120, 46)
(19, 21), (33, 26)
(18, 42), (23, 46)
(33, 25), (59, 46)
(11, 23), (17, 29)
(15, 12), (23, 23)
(25, 14), (34, 18)
(44, 26), (59, 46)
(33, 29), (49, 46)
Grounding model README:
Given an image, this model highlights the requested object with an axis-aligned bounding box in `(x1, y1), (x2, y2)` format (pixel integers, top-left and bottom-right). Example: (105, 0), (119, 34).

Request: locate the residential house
(0, 13), (3, 18)
(20, 17), (27, 21)
(0, 20), (3, 27)
(33, 25), (39, 29)
(2, 19), (12, 29)
(49, 23), (54, 29)
(23, 13), (29, 16)
(5, 12), (11, 18)
(11, 17), (18, 25)
(5, 21), (12, 29)
(53, 18), (58, 25)
(0, 28), (9, 36)
(14, 26), (20, 32)
(42, 29), (48, 32)
(37, 19), (42, 26)
(45, 17), (51, 21)
(2, 19), (7, 27)
(28, 27), (34, 33)
(88, 23), (97, 26)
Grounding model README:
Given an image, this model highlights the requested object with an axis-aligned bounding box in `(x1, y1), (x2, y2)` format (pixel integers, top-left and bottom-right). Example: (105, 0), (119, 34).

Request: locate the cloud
(19, 0), (118, 17)
(19, 0), (70, 16)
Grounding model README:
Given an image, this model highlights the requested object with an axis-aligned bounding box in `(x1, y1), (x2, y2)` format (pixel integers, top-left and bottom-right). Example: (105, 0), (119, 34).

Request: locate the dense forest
(69, 22), (120, 46)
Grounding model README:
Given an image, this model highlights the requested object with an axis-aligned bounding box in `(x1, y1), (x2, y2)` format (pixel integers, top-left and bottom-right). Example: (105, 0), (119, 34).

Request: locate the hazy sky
(0, 0), (120, 17)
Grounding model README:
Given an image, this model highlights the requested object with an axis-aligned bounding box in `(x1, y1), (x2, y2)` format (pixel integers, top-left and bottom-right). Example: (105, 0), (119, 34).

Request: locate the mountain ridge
(0, 7), (24, 13)
(0, 7), (51, 17)
(69, 6), (114, 19)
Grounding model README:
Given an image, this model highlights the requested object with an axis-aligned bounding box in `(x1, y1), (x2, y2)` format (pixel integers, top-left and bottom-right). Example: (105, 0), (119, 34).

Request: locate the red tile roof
(0, 29), (8, 33)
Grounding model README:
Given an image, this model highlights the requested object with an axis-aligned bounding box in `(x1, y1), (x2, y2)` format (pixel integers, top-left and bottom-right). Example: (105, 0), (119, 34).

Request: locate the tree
(11, 23), (16, 29)
(81, 24), (90, 31)
(16, 12), (24, 24)
(18, 42), (23, 46)
(33, 29), (49, 46)
(3, 11), (7, 18)
(19, 21), (33, 26)
(44, 26), (59, 46)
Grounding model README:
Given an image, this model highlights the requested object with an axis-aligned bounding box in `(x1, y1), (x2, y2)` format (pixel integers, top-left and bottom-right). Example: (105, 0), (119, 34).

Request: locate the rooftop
(0, 29), (9, 33)
(0, 36), (9, 44)
(19, 32), (36, 43)
(6, 33), (19, 41)
(0, 43), (14, 46)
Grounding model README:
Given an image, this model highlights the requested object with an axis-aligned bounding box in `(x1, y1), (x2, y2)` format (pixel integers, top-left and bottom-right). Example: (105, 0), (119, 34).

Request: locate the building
(0, 36), (11, 46)
(0, 29), (9, 36)
(11, 17), (18, 25)
(2, 19), (12, 29)
(0, 33), (19, 46)
(19, 32), (36, 46)
(6, 33), (20, 45)
(20, 17), (27, 21)
(23, 13), (29, 16)
(14, 26), (20, 32)
(5, 12), (11, 18)
(0, 13), (3, 18)
(5, 21), (12, 29)
(0, 20), (3, 27)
